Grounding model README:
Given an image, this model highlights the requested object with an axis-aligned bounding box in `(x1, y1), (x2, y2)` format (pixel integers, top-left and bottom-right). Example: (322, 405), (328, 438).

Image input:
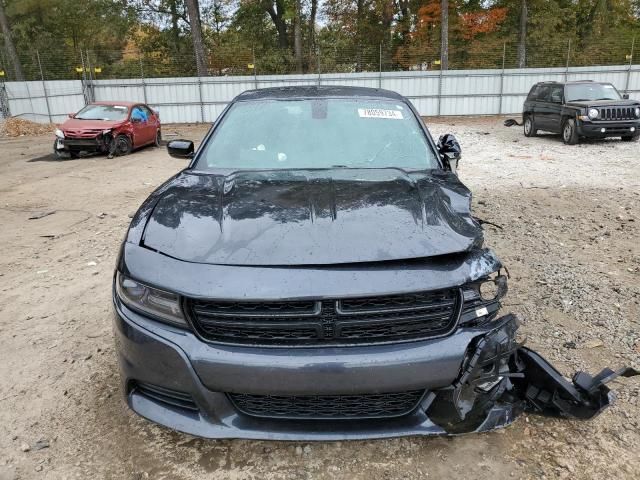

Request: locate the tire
(113, 134), (133, 156)
(621, 134), (639, 142)
(562, 118), (579, 145)
(154, 129), (162, 147)
(523, 115), (537, 137)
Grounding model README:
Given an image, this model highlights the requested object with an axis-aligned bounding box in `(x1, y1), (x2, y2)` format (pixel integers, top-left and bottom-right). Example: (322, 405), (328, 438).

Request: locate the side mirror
(167, 139), (195, 159)
(623, 93), (630, 99)
(437, 134), (461, 173)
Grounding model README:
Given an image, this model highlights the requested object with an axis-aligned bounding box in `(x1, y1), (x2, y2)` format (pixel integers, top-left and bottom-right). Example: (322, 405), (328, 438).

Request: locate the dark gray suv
(522, 81), (640, 144)
(112, 86), (636, 440)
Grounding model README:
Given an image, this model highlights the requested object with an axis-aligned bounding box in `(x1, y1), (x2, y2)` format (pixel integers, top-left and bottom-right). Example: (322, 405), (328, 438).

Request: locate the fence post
(498, 43), (506, 115)
(565, 40), (571, 81)
(437, 66), (443, 116)
(378, 43), (382, 89)
(625, 37), (635, 95)
(84, 49), (95, 103)
(0, 71), (10, 119)
(317, 47), (321, 86)
(36, 51), (53, 124)
(139, 52), (148, 104)
(252, 47), (258, 90)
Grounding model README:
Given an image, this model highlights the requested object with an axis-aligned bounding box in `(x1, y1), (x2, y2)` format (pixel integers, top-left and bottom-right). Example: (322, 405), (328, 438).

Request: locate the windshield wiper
(568, 98), (590, 102)
(594, 98), (617, 101)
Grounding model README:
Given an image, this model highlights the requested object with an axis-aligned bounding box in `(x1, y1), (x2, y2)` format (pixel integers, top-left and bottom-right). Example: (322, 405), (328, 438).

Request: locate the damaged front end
(426, 314), (638, 434)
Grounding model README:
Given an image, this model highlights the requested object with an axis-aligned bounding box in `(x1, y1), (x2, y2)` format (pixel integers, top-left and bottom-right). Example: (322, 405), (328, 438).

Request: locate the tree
(294, 0), (302, 72)
(440, 0), (448, 69)
(517, 0), (527, 67)
(0, 0), (24, 80)
(262, 0), (288, 49)
(184, 0), (207, 75)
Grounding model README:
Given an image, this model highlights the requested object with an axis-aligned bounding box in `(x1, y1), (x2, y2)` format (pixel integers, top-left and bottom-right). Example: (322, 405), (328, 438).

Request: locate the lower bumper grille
(229, 390), (425, 420)
(187, 288), (461, 346)
(132, 382), (198, 411)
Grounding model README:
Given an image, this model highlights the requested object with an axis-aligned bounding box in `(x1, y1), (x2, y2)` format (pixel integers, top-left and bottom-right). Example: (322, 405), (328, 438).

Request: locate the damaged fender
(426, 314), (639, 434)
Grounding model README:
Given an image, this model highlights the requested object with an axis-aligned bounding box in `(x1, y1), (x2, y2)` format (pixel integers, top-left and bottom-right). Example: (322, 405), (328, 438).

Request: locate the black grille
(599, 106), (636, 121)
(229, 390), (425, 419)
(133, 382), (198, 411)
(187, 288), (460, 346)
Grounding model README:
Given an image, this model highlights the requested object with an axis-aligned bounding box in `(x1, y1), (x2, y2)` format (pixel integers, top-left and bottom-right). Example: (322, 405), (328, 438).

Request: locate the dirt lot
(1, 117), (639, 480)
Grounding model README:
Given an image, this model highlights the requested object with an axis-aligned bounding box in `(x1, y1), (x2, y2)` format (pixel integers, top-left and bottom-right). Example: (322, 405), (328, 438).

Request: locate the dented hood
(141, 169), (483, 266)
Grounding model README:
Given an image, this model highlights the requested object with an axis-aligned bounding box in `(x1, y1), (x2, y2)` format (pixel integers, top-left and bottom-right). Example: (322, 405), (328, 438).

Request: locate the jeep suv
(523, 81), (640, 144)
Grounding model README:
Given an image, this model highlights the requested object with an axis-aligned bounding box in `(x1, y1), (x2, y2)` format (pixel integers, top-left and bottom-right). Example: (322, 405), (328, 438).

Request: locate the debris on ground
(0, 118), (56, 137)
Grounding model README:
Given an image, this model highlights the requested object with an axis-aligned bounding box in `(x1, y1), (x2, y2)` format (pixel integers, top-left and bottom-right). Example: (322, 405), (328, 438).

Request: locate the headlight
(115, 272), (187, 327)
(588, 108), (599, 120)
(479, 274), (508, 302)
(635, 107), (640, 118)
(55, 128), (64, 138)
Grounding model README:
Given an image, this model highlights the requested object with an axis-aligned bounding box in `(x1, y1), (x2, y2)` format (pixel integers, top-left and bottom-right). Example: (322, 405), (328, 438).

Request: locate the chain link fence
(0, 36), (638, 123)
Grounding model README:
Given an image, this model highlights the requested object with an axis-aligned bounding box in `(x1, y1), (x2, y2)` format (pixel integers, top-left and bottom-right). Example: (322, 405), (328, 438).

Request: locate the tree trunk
(294, 0), (303, 73)
(185, 0), (208, 76)
(265, 1), (288, 49)
(169, 0), (181, 53)
(0, 1), (24, 81)
(309, 0), (317, 55)
(517, 0), (527, 68)
(356, 0), (363, 72)
(440, 0), (448, 70)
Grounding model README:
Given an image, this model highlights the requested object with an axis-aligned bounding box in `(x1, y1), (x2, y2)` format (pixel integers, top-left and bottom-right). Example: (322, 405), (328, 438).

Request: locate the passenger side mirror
(437, 134), (461, 173)
(623, 93), (630, 99)
(167, 139), (195, 159)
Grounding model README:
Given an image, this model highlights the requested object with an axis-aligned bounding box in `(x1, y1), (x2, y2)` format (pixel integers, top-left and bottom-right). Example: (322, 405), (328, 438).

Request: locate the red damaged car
(53, 101), (161, 159)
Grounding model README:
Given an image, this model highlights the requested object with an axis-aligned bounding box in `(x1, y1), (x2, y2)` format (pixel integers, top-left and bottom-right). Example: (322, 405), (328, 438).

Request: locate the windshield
(565, 83), (621, 102)
(195, 99), (438, 171)
(75, 104), (129, 121)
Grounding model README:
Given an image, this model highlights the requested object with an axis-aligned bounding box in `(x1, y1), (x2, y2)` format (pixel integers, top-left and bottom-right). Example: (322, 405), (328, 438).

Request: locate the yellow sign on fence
(247, 63), (255, 69)
(0, 70), (5, 77)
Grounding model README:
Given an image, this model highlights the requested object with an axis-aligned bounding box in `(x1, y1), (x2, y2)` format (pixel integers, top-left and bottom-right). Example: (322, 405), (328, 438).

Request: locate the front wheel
(621, 134), (639, 142)
(154, 129), (162, 147)
(562, 119), (579, 145)
(523, 115), (537, 137)
(114, 134), (133, 156)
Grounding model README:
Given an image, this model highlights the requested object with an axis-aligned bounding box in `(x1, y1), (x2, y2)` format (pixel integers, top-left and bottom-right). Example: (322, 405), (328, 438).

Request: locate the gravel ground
(0, 117), (638, 479)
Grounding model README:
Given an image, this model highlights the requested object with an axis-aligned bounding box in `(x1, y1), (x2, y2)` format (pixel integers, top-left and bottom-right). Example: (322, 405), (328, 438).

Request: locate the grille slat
(229, 390), (425, 419)
(598, 106), (635, 121)
(187, 289), (460, 346)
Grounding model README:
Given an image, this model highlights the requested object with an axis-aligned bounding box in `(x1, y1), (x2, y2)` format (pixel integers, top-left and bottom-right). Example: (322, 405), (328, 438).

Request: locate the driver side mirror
(437, 134), (461, 173)
(167, 139), (195, 159)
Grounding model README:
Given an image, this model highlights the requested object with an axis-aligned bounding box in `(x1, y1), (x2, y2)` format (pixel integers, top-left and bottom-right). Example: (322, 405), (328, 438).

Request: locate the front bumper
(113, 296), (636, 440)
(576, 120), (640, 137)
(55, 136), (106, 152)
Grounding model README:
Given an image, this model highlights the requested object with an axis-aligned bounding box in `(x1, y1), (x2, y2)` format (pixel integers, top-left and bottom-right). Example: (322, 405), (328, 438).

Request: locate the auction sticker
(358, 108), (403, 119)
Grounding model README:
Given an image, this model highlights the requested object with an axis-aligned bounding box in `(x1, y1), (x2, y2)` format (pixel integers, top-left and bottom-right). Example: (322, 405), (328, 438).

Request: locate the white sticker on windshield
(358, 108), (403, 119)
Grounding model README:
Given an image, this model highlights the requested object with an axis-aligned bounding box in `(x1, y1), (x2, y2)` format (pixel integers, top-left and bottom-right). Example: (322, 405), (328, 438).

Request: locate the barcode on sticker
(358, 108), (403, 119)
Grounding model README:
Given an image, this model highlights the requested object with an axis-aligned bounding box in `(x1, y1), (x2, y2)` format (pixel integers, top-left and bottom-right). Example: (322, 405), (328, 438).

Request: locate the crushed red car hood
(61, 118), (124, 132)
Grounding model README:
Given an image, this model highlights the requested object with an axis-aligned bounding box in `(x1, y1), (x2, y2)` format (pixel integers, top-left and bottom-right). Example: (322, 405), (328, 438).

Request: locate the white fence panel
(4, 64), (638, 123)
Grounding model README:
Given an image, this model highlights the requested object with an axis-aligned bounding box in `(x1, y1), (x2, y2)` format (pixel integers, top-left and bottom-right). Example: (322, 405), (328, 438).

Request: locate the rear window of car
(75, 104), (129, 121)
(195, 98), (439, 171)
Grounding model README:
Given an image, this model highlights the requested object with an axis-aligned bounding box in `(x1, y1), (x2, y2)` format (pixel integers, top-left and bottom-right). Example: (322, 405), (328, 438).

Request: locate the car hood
(140, 169), (483, 266)
(566, 99), (640, 108)
(61, 118), (124, 131)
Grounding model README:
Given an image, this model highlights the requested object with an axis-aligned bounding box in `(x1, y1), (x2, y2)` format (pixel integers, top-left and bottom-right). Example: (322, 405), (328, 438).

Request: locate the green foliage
(0, 0), (639, 80)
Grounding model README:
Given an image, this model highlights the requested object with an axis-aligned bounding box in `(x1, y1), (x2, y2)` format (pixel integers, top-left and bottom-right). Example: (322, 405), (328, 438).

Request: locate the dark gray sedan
(112, 86), (636, 440)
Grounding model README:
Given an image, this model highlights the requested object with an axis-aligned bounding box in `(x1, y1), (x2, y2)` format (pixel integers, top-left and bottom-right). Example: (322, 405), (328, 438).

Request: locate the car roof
(235, 86), (406, 102)
(91, 101), (140, 107)
(535, 80), (599, 86)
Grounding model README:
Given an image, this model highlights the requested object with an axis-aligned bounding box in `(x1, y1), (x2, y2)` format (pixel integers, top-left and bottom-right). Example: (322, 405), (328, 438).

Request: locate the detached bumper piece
(427, 314), (639, 434)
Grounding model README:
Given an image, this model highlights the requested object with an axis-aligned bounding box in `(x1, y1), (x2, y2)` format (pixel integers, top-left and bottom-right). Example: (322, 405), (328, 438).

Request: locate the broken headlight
(460, 272), (508, 325)
(55, 128), (65, 138)
(115, 272), (187, 327)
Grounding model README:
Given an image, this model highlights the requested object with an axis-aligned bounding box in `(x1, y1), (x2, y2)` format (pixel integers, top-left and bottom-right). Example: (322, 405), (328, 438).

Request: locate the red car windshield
(75, 105), (129, 121)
